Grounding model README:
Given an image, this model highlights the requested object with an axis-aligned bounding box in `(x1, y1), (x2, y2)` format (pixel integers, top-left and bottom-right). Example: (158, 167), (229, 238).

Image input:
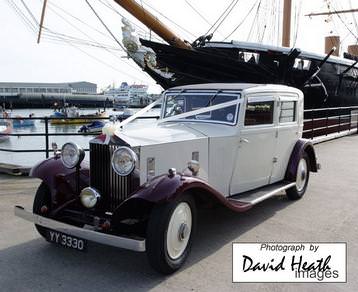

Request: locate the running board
(228, 182), (296, 205)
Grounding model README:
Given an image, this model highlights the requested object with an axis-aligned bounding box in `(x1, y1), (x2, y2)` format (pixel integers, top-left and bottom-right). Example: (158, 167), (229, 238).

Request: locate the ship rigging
(6, 0), (358, 109)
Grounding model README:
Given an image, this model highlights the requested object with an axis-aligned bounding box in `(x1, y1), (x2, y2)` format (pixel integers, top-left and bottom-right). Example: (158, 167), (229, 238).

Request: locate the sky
(0, 0), (357, 93)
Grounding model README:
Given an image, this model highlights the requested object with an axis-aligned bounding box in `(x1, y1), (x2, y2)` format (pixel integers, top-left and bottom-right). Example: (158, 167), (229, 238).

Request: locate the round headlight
(80, 187), (101, 209)
(61, 142), (84, 169)
(111, 146), (137, 176)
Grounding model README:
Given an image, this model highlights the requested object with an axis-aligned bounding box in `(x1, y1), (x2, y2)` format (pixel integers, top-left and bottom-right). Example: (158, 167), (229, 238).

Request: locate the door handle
(240, 138), (250, 144)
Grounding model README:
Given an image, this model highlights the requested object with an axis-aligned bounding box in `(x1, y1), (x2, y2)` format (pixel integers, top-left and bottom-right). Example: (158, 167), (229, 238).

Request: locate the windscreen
(162, 91), (241, 125)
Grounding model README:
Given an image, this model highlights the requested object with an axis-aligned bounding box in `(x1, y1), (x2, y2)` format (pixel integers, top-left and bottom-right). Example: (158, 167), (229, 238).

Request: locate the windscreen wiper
(204, 90), (222, 107)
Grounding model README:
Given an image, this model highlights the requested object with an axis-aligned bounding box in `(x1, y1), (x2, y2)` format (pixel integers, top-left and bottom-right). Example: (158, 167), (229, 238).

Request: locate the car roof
(167, 83), (302, 95)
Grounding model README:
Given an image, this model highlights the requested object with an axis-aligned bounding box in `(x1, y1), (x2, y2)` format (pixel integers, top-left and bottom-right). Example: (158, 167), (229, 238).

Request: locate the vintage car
(15, 83), (319, 274)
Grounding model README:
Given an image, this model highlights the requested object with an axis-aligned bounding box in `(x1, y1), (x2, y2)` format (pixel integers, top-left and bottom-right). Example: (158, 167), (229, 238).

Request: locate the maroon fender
(285, 139), (318, 182)
(30, 157), (89, 204)
(113, 173), (252, 222)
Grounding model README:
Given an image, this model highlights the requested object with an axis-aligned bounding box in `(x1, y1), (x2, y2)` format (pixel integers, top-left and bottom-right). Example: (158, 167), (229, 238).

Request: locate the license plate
(47, 230), (87, 251)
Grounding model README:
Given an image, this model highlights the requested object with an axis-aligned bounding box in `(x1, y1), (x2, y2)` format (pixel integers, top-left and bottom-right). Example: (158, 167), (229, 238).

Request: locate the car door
(270, 95), (300, 183)
(230, 95), (277, 195)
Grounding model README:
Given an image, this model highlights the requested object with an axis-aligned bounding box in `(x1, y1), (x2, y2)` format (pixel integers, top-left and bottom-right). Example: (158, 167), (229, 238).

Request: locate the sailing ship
(112, 0), (358, 110)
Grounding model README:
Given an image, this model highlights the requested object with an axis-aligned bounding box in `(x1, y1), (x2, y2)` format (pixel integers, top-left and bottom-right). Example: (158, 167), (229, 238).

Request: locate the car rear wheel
(286, 153), (310, 200)
(146, 194), (196, 274)
(33, 182), (51, 238)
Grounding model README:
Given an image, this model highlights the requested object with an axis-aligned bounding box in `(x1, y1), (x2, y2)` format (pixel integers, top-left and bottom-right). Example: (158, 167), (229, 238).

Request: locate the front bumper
(14, 206), (146, 252)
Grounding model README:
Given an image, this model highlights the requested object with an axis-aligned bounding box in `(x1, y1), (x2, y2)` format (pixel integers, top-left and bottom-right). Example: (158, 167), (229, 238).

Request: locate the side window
(279, 101), (296, 123)
(244, 101), (274, 126)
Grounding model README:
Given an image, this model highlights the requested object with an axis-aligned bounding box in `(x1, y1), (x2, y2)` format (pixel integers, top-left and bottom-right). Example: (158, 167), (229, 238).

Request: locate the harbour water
(0, 107), (160, 167)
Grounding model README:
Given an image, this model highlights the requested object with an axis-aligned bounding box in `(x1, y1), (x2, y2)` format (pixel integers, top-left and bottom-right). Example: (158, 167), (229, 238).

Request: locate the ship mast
(112, 0), (192, 50)
(306, 8), (358, 17)
(282, 0), (292, 47)
(305, 5), (358, 57)
(37, 0), (48, 44)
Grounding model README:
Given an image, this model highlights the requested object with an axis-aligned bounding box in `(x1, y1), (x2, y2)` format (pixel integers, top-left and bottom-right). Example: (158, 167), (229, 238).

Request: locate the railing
(1, 106), (358, 160)
(0, 115), (159, 158)
(303, 106), (358, 139)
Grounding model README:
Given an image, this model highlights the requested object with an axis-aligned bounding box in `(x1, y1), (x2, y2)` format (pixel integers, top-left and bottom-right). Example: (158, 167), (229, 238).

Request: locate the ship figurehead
(121, 18), (174, 80)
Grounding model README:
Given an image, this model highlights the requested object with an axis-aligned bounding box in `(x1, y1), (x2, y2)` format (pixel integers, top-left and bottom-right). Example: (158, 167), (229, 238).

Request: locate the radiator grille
(89, 143), (134, 212)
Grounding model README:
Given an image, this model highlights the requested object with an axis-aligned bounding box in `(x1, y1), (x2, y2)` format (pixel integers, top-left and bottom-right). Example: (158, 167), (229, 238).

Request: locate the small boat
(119, 108), (136, 120)
(111, 108), (158, 122)
(109, 109), (134, 122)
(12, 114), (35, 128)
(50, 111), (66, 118)
(78, 120), (105, 134)
(113, 105), (127, 111)
(50, 105), (107, 125)
(0, 121), (12, 142)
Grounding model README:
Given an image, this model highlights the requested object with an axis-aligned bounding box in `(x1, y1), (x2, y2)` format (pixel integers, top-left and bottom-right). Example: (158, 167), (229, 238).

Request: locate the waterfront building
(0, 81), (109, 108)
(0, 81), (97, 96)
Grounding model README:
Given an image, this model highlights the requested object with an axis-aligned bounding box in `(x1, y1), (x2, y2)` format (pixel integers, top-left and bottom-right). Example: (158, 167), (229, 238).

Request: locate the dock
(0, 134), (357, 291)
(0, 163), (31, 176)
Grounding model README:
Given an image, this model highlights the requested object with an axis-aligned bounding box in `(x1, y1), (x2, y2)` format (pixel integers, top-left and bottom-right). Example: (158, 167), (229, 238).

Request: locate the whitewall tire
(286, 153), (310, 200)
(146, 193), (196, 274)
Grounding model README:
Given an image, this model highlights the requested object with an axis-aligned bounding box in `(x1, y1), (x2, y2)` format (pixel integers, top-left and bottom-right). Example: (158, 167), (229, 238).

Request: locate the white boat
(105, 82), (151, 109)
(127, 84), (150, 108)
(105, 82), (130, 110)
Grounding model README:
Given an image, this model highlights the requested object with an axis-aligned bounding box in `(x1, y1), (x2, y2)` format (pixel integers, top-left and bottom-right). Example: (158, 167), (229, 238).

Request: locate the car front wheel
(286, 153), (310, 200)
(33, 182), (51, 238)
(146, 194), (196, 274)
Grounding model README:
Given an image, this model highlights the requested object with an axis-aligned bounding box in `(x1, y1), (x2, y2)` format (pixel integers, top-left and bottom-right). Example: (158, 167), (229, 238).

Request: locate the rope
(211, 0), (241, 35)
(204, 0), (239, 36)
(349, 0), (358, 43)
(46, 4), (124, 52)
(184, 0), (212, 27)
(6, 0), (152, 82)
(98, 0), (163, 43)
(247, 1), (262, 42)
(141, 0), (196, 40)
(6, 0), (37, 32)
(334, 7), (358, 40)
(292, 0), (303, 47)
(48, 1), (117, 41)
(19, 0), (39, 25)
(84, 0), (127, 51)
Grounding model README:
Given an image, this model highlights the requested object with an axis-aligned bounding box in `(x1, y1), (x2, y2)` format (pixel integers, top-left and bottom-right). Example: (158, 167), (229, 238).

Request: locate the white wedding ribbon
(158, 99), (240, 124)
(111, 97), (241, 139)
(113, 97), (163, 137)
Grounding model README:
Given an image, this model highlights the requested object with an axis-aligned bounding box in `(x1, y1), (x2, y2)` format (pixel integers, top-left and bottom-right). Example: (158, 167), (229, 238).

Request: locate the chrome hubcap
(166, 202), (192, 260)
(296, 158), (308, 192)
(178, 223), (189, 241)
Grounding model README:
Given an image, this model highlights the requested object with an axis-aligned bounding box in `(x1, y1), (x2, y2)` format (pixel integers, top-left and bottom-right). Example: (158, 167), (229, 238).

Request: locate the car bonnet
(114, 122), (207, 147)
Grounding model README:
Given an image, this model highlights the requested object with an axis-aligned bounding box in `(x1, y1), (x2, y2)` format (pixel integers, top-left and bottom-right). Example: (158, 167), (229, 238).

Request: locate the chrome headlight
(80, 187), (101, 208)
(61, 142), (85, 169)
(111, 146), (137, 176)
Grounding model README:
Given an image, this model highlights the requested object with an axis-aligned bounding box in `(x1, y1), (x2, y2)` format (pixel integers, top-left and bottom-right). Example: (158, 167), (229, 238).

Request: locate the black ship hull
(139, 39), (358, 110)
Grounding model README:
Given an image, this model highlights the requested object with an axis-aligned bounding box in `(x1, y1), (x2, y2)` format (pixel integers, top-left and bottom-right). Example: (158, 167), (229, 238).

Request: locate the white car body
(15, 83), (317, 275)
(115, 83), (303, 196)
